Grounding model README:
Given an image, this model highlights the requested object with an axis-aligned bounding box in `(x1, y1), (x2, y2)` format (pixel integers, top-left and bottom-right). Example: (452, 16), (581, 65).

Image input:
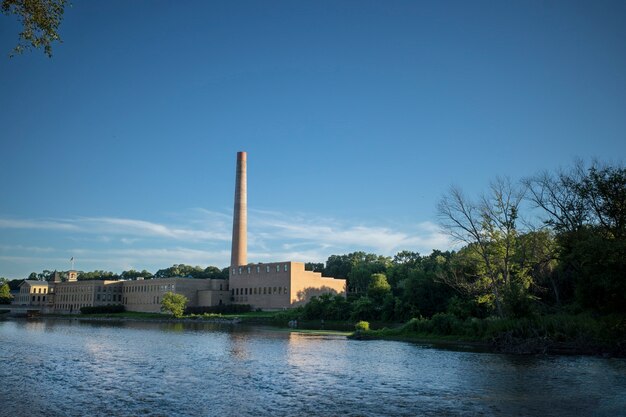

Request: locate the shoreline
(1, 314), (353, 336)
(3, 313), (623, 357)
(350, 331), (625, 357)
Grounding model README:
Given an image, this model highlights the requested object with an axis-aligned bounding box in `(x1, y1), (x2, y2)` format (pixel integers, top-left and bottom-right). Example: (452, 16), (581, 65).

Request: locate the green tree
(350, 296), (377, 321)
(438, 177), (527, 317)
(367, 273), (391, 302)
(387, 250), (421, 289)
(527, 161), (626, 314)
(161, 292), (188, 318)
(0, 282), (12, 304)
(2, 0), (67, 57)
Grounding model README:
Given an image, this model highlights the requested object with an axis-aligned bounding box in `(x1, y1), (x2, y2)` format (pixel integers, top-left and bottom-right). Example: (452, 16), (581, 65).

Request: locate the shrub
(430, 312), (461, 335)
(355, 321), (370, 332)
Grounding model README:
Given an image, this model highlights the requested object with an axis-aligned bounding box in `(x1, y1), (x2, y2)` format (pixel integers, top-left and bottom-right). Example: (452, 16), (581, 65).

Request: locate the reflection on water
(1, 318), (625, 417)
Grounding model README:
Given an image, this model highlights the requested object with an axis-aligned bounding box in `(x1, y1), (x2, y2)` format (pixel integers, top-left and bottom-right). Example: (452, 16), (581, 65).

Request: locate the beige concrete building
(53, 279), (122, 313)
(49, 277), (228, 314)
(230, 261), (346, 309)
(122, 278), (229, 313)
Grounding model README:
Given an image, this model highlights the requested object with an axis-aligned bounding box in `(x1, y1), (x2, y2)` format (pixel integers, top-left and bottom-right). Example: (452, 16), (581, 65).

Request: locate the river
(1, 319), (625, 417)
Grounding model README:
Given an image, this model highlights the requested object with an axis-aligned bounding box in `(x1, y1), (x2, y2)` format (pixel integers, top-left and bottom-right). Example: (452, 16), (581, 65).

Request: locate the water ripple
(1, 319), (625, 417)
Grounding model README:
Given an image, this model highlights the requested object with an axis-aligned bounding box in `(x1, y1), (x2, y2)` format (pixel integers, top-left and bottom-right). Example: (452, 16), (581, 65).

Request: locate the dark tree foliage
(78, 270), (119, 281)
(581, 165), (626, 239)
(304, 262), (324, 272)
(154, 264), (227, 280)
(121, 270), (153, 280)
(7, 279), (24, 291)
(301, 294), (351, 321)
(2, 0), (67, 57)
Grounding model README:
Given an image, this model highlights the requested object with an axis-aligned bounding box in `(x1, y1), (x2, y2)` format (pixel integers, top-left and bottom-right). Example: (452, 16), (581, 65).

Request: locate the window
(233, 268), (236, 275)
(273, 287), (277, 294)
(284, 264), (288, 272)
(256, 266), (260, 273)
(278, 287), (282, 295)
(266, 266), (270, 273)
(247, 266), (251, 274)
(284, 286), (288, 294)
(238, 267), (242, 274)
(276, 265), (280, 272)
(263, 287), (266, 295)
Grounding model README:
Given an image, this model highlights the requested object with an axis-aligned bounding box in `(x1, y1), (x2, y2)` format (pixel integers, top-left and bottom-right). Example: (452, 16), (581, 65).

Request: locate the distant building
(13, 281), (49, 307)
(228, 152), (346, 310)
(230, 261), (346, 309)
(14, 151), (344, 314)
(122, 277), (229, 313)
(11, 273), (228, 314)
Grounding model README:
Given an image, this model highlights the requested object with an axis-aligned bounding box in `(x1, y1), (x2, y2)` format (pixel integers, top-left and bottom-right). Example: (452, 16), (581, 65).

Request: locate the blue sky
(1, 1), (625, 278)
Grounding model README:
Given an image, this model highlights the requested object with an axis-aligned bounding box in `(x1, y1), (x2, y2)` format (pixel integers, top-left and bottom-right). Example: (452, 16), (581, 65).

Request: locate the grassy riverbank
(26, 310), (352, 336)
(350, 313), (626, 356)
(29, 310), (626, 356)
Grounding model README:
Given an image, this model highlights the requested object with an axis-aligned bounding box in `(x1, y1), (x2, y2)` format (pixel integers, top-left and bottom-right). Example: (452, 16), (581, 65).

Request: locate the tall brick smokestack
(231, 151), (247, 266)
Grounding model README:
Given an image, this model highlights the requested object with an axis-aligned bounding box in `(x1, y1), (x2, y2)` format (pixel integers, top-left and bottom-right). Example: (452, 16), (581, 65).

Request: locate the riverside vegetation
(2, 161), (624, 355)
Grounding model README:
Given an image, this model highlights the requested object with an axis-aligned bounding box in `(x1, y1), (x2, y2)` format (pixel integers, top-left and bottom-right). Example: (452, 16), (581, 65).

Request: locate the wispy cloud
(76, 217), (231, 241)
(0, 209), (453, 278)
(249, 210), (452, 256)
(0, 218), (79, 231)
(0, 213), (231, 242)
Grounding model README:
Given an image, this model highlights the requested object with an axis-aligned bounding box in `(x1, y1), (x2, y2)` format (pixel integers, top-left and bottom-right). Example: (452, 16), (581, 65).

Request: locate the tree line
(300, 160), (625, 322)
(4, 160), (624, 321)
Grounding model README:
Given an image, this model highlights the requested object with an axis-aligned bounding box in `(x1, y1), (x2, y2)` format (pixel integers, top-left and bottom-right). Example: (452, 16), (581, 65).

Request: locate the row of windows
(124, 296), (162, 305)
(56, 286), (94, 294)
(56, 303), (120, 311)
(55, 284), (175, 294)
(233, 264), (289, 275)
(58, 294), (88, 302)
(232, 286), (288, 296)
(96, 286), (122, 293)
(29, 287), (48, 294)
(96, 294), (121, 302)
(124, 284), (174, 293)
(31, 295), (46, 302)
